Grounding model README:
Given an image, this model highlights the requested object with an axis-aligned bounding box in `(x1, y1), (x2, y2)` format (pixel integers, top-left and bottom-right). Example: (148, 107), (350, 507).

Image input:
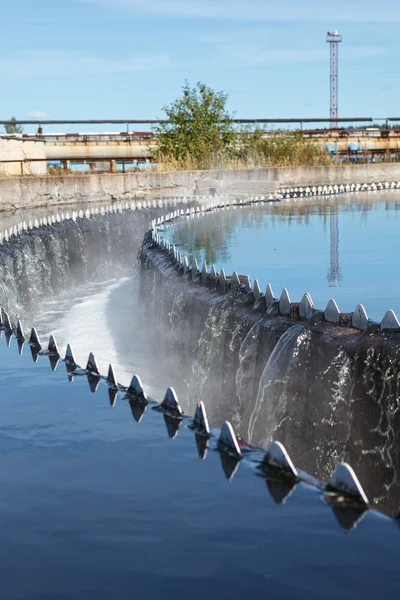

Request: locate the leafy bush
(152, 81), (331, 170)
(4, 117), (23, 134)
(153, 81), (236, 169)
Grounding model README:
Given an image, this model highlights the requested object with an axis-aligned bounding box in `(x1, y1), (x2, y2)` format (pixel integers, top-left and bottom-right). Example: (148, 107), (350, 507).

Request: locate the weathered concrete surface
(0, 137), (46, 176)
(0, 169), (277, 211)
(276, 163), (400, 187)
(2, 162), (400, 211)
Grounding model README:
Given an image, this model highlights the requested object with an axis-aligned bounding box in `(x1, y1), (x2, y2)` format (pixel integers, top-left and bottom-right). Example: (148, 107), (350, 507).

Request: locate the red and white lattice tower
(326, 31), (342, 129)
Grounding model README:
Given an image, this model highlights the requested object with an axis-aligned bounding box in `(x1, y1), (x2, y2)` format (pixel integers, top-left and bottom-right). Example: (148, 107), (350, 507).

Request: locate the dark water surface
(165, 192), (400, 321)
(1, 200), (400, 596)
(0, 336), (399, 599)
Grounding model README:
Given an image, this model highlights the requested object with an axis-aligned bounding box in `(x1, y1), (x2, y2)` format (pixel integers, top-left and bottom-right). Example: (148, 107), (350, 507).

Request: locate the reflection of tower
(328, 210), (341, 286)
(326, 31), (342, 129)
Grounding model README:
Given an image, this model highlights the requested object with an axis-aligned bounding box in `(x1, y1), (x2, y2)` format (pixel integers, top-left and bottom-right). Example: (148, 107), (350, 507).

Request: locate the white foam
(38, 277), (166, 399)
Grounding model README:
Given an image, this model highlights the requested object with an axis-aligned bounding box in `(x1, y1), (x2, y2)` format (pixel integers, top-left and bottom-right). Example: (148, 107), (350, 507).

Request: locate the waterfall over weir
(2, 199), (400, 516)
(3, 190), (400, 594)
(140, 231), (400, 516)
(0, 207), (159, 323)
(0, 206), (176, 394)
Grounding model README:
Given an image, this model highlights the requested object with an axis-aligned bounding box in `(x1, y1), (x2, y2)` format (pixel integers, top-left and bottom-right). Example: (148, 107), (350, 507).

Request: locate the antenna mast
(326, 31), (342, 129)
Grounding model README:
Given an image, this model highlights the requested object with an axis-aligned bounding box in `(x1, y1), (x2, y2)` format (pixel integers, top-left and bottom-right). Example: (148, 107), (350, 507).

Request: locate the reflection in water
(265, 478), (298, 505)
(2, 325), (399, 599)
(128, 399), (147, 423)
(2, 203), (400, 597)
(220, 452), (241, 482)
(2, 199), (400, 518)
(163, 413), (181, 439)
(0, 299), (395, 543)
(327, 209), (342, 286)
(165, 192), (400, 320)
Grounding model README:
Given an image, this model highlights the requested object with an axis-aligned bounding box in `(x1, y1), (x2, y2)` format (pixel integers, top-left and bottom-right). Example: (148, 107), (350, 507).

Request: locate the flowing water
(0, 207), (173, 397)
(0, 334), (399, 598)
(140, 195), (400, 515)
(1, 197), (400, 597)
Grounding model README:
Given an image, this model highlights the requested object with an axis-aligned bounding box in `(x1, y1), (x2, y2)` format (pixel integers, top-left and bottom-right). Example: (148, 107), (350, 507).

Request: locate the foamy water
(34, 276), (168, 400)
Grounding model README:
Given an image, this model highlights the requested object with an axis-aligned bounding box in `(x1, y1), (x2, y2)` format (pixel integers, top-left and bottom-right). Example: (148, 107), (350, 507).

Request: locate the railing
(1, 117), (400, 130)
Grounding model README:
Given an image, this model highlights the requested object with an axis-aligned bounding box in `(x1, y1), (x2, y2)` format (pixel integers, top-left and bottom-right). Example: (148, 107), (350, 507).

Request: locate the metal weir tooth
(324, 299), (340, 324)
(218, 422), (241, 457)
(210, 264), (217, 281)
(48, 335), (60, 356)
(243, 275), (251, 292)
(65, 343), (76, 365)
(219, 268), (227, 293)
(327, 463), (368, 505)
(263, 441), (298, 479)
(201, 260), (208, 283)
(2, 311), (12, 332)
(183, 256), (189, 273)
(279, 288), (291, 316)
(299, 293), (314, 320)
(107, 364), (118, 387)
(253, 279), (261, 301)
(231, 271), (240, 291)
(128, 374), (147, 400)
(193, 401), (210, 435)
(162, 387), (183, 416)
(30, 327), (41, 347)
(86, 352), (100, 375)
(352, 304), (368, 330)
(192, 258), (199, 280)
(265, 283), (275, 308)
(16, 320), (24, 339)
(380, 309), (400, 331)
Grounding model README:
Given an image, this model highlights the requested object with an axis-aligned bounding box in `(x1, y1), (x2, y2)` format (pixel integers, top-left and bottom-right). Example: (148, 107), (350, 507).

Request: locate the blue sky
(0, 0), (398, 131)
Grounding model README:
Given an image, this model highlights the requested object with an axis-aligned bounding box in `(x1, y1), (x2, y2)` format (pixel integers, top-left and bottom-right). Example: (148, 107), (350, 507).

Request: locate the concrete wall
(0, 138), (47, 176)
(275, 163), (400, 187)
(0, 168), (277, 212)
(1, 162), (400, 212)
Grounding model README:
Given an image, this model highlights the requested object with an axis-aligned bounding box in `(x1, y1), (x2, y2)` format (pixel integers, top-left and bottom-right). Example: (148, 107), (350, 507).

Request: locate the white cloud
(27, 111), (48, 118)
(0, 51), (173, 77)
(0, 42), (387, 83)
(76, 0), (400, 22)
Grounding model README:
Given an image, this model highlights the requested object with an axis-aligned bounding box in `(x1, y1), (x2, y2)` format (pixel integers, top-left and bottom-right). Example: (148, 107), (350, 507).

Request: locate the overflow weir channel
(2, 186), (400, 597)
(140, 193), (400, 517)
(0, 191), (399, 519)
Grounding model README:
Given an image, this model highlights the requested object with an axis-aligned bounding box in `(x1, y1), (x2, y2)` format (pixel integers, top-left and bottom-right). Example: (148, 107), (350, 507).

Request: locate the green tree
(4, 117), (23, 134)
(153, 81), (235, 169)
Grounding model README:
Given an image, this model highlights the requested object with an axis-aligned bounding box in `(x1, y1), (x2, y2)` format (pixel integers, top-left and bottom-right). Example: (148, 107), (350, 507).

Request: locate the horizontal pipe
(0, 157), (152, 163)
(0, 117), (387, 125)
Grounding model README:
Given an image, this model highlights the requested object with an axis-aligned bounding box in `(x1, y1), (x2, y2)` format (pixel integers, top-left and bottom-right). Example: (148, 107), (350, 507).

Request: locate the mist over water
(0, 206), (172, 400)
(140, 203), (400, 516)
(2, 198), (400, 515)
